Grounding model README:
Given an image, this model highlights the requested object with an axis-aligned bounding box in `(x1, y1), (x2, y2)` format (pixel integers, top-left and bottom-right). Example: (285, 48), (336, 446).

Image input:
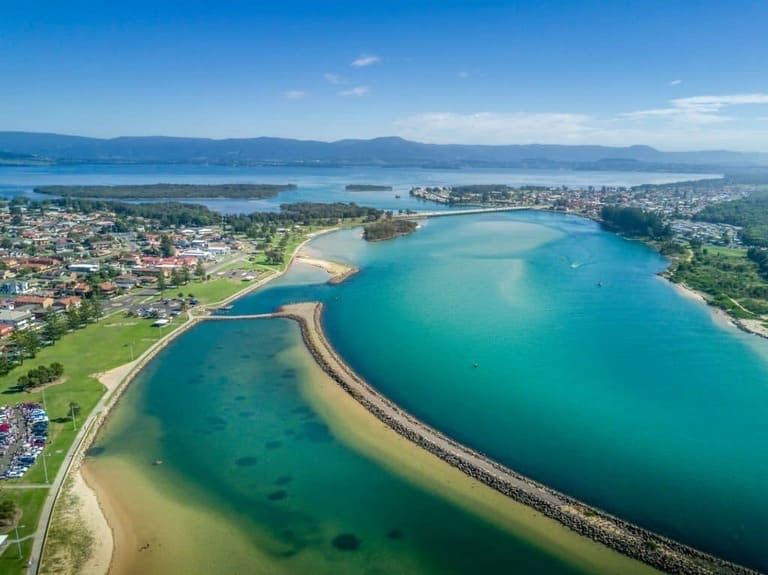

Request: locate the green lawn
(0, 489), (47, 575)
(704, 245), (747, 258)
(0, 312), (188, 569)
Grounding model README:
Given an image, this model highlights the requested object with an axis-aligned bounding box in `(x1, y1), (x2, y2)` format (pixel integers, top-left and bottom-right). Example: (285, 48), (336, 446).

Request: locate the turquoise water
(0, 164), (714, 213)
(91, 319), (604, 574)
(232, 212), (768, 572)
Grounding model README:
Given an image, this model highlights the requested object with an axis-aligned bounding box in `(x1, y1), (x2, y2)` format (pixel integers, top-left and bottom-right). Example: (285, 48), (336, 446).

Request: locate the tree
(50, 362), (64, 378)
(0, 355), (14, 377)
(25, 330), (41, 358)
(195, 259), (206, 280)
(90, 297), (103, 322)
(171, 268), (184, 287)
(66, 307), (81, 331)
(157, 274), (166, 294)
(160, 234), (175, 257)
(43, 309), (64, 342)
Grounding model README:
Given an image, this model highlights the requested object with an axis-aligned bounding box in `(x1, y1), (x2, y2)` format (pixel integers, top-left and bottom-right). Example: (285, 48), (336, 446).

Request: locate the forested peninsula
(34, 183), (296, 199)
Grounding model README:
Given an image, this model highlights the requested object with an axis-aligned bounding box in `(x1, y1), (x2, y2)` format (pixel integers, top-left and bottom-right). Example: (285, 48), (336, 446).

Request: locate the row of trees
(16, 362), (64, 391)
(600, 206), (671, 239)
(0, 302), (104, 377)
(228, 202), (381, 237)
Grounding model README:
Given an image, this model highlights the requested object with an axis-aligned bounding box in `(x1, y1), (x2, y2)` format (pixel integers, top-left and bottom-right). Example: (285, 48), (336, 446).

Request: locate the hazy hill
(1, 131), (767, 169)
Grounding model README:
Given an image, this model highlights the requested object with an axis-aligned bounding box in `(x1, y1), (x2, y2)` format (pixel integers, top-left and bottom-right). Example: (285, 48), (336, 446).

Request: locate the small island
(345, 184), (393, 192)
(34, 183), (296, 199)
(363, 218), (418, 242)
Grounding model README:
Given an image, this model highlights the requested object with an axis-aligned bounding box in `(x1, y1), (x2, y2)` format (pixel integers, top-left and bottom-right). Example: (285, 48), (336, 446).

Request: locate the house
(0, 309), (33, 330)
(53, 296), (82, 312)
(114, 275), (138, 290)
(13, 296), (54, 310)
(0, 280), (30, 295)
(98, 283), (118, 296)
(68, 263), (100, 274)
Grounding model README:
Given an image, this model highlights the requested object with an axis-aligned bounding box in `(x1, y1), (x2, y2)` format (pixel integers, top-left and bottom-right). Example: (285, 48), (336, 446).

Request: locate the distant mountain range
(1, 131), (768, 171)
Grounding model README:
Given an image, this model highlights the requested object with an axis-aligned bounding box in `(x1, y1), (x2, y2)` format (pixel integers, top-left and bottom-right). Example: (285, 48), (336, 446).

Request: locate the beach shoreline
(662, 276), (768, 339)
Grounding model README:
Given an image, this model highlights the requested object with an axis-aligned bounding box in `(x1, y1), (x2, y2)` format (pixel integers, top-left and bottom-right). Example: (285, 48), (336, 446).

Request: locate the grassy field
(0, 312), (189, 571)
(0, 489), (48, 575)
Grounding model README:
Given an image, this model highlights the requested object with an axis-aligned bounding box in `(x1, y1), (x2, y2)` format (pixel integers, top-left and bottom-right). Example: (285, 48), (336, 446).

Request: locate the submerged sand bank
(281, 301), (758, 575)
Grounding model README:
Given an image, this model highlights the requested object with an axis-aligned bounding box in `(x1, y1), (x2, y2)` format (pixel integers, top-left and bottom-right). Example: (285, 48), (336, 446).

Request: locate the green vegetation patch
(695, 191), (768, 247)
(600, 206), (670, 240)
(363, 219), (418, 242)
(670, 245), (768, 317)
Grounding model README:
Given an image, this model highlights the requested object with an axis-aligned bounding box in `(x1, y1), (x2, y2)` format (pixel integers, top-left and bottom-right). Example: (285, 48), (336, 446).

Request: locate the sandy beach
(295, 255), (358, 284)
(665, 277), (768, 339)
(75, 468), (113, 575)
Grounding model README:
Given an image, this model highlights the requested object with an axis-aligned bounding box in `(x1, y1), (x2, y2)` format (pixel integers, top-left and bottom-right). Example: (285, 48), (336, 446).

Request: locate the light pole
(41, 386), (47, 412)
(70, 404), (77, 431)
(14, 523), (25, 559)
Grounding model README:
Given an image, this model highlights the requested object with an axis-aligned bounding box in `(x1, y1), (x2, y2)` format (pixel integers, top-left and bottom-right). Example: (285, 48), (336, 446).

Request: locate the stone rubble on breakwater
(276, 301), (761, 575)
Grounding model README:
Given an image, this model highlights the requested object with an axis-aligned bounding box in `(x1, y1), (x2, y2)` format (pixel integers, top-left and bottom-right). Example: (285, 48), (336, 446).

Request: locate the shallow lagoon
(87, 319), (654, 574)
(233, 211), (768, 571)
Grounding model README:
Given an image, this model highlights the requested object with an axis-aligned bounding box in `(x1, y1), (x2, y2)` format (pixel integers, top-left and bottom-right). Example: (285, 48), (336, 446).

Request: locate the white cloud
(339, 86), (369, 97)
(284, 90), (307, 100)
(669, 79), (682, 86)
(394, 112), (594, 144)
(620, 93), (768, 125)
(457, 70), (471, 79)
(672, 93), (768, 111)
(351, 54), (380, 67)
(323, 73), (342, 85)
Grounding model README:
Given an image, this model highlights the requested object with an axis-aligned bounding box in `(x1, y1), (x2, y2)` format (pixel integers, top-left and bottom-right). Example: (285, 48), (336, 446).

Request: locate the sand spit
(295, 256), (358, 284)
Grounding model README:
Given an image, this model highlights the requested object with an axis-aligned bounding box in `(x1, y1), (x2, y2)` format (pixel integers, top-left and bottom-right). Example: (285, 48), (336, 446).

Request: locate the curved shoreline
(278, 301), (760, 575)
(40, 217), (765, 575)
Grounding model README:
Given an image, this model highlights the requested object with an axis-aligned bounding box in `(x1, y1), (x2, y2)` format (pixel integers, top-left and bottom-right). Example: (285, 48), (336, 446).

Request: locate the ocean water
(230, 211), (768, 572)
(0, 164), (715, 213)
(88, 319), (638, 575)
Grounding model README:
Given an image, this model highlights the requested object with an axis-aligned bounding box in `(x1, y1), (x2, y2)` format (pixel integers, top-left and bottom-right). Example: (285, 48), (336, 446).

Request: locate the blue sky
(2, 0), (768, 150)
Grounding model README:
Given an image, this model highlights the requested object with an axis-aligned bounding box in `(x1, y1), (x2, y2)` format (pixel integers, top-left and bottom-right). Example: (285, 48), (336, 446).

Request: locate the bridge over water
(395, 206), (544, 219)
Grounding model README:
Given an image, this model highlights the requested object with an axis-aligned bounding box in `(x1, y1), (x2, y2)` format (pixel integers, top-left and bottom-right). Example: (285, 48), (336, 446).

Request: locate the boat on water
(218, 304), (234, 311)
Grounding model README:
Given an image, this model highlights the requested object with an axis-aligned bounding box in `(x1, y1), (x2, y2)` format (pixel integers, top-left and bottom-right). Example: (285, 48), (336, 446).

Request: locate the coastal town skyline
(4, 0), (768, 150)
